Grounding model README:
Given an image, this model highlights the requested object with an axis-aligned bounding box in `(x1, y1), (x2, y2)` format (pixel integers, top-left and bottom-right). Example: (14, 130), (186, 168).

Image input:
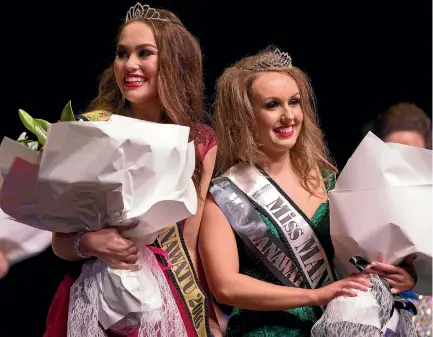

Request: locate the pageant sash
(210, 176), (303, 287)
(217, 163), (335, 289)
(156, 223), (211, 337)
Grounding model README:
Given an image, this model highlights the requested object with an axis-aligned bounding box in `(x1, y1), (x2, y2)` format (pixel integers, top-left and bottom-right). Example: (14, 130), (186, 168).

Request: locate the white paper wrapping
(1, 114), (197, 243)
(0, 137), (51, 265)
(0, 136), (41, 185)
(0, 208), (52, 265)
(98, 264), (162, 329)
(0, 114), (196, 335)
(329, 132), (432, 295)
(77, 249), (163, 331)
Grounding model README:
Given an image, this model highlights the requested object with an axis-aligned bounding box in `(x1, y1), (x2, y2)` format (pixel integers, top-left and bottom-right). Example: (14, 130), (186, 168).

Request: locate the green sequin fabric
(226, 175), (336, 337)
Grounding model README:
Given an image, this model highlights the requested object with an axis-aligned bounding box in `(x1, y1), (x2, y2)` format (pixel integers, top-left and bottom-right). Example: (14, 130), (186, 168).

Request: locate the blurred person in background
(372, 102), (432, 149)
(371, 102), (432, 336)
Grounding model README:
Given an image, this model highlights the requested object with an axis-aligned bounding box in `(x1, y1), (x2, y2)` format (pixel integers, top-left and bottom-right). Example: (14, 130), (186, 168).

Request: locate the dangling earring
(121, 94), (126, 107)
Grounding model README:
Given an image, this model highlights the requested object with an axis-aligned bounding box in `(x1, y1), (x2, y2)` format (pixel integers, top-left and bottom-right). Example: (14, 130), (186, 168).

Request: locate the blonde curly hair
(213, 47), (337, 195)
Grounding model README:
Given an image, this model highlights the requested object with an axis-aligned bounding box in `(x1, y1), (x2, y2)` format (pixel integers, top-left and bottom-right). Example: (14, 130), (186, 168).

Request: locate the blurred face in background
(384, 130), (426, 148)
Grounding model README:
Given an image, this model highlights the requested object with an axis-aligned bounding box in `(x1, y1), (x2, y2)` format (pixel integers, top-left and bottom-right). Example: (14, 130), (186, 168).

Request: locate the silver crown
(254, 48), (293, 70)
(125, 3), (170, 22)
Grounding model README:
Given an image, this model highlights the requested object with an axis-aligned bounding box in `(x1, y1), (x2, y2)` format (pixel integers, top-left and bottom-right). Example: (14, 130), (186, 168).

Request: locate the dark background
(0, 1), (431, 336)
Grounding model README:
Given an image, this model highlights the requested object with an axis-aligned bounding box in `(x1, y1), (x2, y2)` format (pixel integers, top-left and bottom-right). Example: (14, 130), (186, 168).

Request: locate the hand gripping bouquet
(311, 132), (431, 336)
(0, 102), (196, 337)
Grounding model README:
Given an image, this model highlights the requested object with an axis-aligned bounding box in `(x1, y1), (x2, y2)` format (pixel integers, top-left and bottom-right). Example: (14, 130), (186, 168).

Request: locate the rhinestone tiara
(125, 3), (170, 22)
(253, 48), (293, 71)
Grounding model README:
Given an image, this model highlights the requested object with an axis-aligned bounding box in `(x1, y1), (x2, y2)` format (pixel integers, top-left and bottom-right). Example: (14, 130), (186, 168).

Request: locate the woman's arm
(182, 145), (217, 271)
(181, 145), (223, 336)
(199, 195), (372, 311)
(52, 223), (139, 270)
(51, 232), (84, 261)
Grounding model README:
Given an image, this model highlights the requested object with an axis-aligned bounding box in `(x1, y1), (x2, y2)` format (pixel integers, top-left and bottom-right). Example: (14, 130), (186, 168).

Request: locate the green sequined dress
(225, 177), (335, 337)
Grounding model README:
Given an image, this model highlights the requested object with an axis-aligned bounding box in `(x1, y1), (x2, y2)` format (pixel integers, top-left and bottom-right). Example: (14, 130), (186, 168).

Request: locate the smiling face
(251, 71), (303, 156)
(113, 21), (159, 106)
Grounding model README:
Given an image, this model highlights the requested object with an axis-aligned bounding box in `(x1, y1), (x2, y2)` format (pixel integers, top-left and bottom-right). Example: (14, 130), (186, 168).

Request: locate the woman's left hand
(365, 256), (416, 294)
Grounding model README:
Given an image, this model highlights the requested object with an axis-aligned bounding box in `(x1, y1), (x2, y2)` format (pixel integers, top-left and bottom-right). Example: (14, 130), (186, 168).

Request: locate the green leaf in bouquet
(33, 122), (48, 145)
(34, 119), (51, 132)
(18, 109), (36, 135)
(60, 100), (76, 122)
(18, 109), (47, 145)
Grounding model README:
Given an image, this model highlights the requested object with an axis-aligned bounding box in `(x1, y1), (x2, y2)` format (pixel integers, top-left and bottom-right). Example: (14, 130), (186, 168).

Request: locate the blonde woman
(198, 47), (416, 336)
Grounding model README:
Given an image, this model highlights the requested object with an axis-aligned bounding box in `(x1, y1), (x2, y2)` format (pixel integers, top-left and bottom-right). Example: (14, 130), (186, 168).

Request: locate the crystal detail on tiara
(125, 3), (170, 22)
(254, 48), (293, 70)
